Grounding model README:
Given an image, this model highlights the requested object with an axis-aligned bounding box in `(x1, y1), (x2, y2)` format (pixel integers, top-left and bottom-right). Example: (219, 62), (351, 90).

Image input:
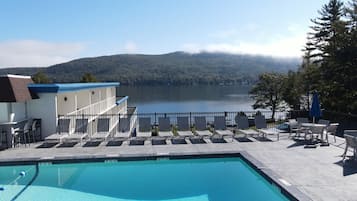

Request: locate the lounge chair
(176, 117), (194, 137)
(114, 117), (132, 138)
(64, 118), (89, 143)
(235, 115), (259, 137)
(255, 115), (280, 141)
(213, 116), (234, 136)
(136, 117), (152, 138)
(194, 116), (213, 136)
(91, 118), (111, 141)
(158, 117), (174, 137)
(45, 118), (71, 143)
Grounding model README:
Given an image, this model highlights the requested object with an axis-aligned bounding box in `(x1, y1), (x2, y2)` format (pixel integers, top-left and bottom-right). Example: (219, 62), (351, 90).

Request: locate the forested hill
(0, 52), (300, 85)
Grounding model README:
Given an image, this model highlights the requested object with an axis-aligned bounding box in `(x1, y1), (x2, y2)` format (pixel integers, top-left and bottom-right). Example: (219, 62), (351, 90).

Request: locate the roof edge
(0, 74), (32, 79)
(28, 82), (120, 93)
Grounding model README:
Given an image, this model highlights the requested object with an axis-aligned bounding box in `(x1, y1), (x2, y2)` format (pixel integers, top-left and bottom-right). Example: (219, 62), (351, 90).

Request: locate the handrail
(67, 96), (116, 116)
(10, 163), (39, 201)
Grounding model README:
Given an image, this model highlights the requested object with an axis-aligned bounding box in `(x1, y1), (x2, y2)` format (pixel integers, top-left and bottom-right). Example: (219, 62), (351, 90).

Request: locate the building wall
(0, 103), (9, 122)
(27, 93), (57, 138)
(11, 102), (27, 121)
(57, 92), (76, 115)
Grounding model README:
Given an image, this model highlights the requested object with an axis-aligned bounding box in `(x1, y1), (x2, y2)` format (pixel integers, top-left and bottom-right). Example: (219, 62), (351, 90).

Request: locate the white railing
(67, 96), (117, 117)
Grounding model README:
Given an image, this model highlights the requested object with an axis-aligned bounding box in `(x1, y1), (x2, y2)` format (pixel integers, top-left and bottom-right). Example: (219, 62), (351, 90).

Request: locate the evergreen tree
(32, 71), (51, 83)
(80, 73), (97, 83)
(304, 0), (350, 112)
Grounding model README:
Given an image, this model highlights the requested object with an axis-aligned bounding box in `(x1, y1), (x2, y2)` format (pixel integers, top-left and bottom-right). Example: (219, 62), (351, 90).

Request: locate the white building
(0, 74), (134, 147)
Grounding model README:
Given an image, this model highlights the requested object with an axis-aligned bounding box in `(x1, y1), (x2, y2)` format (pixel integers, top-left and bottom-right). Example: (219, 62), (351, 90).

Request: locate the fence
(58, 110), (288, 137)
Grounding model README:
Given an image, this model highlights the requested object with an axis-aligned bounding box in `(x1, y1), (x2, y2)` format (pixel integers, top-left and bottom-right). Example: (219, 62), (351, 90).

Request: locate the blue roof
(116, 96), (128, 105)
(28, 82), (120, 93)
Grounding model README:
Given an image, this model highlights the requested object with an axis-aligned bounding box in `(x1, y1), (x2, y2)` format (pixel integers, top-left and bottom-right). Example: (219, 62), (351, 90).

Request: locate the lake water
(117, 85), (255, 113)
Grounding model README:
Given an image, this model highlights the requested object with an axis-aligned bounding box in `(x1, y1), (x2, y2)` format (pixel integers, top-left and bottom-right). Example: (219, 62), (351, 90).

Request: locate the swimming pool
(0, 157), (290, 201)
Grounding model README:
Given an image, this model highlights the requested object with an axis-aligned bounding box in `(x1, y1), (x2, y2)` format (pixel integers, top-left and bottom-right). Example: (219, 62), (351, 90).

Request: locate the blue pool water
(0, 158), (290, 201)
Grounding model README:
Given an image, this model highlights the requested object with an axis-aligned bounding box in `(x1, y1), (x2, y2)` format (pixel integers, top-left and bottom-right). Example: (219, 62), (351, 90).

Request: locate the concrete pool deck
(0, 133), (355, 201)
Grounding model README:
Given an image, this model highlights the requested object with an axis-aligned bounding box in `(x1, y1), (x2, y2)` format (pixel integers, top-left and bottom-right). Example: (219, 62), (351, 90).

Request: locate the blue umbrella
(309, 92), (321, 123)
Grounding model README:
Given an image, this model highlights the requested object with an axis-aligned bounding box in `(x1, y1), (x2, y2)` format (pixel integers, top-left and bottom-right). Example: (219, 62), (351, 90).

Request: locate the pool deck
(0, 133), (356, 201)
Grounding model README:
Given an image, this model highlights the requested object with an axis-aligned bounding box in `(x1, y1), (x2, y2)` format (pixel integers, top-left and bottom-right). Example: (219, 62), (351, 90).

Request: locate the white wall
(57, 92), (76, 115)
(76, 90), (90, 109)
(27, 93), (57, 138)
(11, 102), (27, 121)
(0, 103), (9, 122)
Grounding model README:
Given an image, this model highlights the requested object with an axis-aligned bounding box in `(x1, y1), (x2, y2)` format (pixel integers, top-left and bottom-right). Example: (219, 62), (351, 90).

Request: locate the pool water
(0, 158), (290, 201)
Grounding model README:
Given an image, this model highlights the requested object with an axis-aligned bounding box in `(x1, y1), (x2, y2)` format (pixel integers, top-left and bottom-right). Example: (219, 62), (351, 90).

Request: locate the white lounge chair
(194, 116), (212, 136)
(158, 117), (174, 137)
(176, 117), (194, 137)
(235, 115), (259, 137)
(213, 116), (234, 136)
(64, 118), (89, 143)
(255, 115), (280, 141)
(136, 117), (152, 138)
(45, 118), (71, 143)
(91, 118), (111, 141)
(115, 117), (132, 138)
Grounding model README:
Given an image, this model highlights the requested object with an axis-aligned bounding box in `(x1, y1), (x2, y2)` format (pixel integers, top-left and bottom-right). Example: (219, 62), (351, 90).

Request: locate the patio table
(301, 123), (327, 142)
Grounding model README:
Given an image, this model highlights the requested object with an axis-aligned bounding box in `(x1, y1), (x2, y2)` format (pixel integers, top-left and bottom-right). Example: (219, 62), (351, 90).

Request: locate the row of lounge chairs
(44, 114), (281, 145)
(45, 117), (133, 144)
(134, 115), (280, 140)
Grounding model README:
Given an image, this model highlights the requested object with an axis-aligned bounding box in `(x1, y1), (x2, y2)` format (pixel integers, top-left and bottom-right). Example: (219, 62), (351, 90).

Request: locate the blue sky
(0, 0), (332, 67)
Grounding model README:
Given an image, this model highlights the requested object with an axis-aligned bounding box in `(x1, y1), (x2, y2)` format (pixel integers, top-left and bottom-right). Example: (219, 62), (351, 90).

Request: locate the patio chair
(114, 117), (132, 138)
(235, 115), (259, 137)
(213, 116), (234, 136)
(255, 115), (280, 141)
(136, 117), (152, 138)
(30, 119), (39, 142)
(194, 116), (213, 136)
(158, 117), (174, 137)
(13, 121), (31, 147)
(176, 117), (194, 137)
(64, 118), (89, 144)
(45, 118), (71, 143)
(342, 130), (357, 162)
(91, 118), (111, 141)
(326, 123), (339, 142)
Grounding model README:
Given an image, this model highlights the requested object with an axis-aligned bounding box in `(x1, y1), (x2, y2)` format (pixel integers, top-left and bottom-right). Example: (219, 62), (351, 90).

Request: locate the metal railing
(57, 110), (287, 138)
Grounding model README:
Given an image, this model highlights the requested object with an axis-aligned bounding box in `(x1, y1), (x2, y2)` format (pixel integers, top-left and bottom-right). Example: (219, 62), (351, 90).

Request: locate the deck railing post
(189, 112), (192, 128)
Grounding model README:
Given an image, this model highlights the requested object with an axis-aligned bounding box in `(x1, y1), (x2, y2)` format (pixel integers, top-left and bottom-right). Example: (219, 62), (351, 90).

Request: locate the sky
(0, 0), (333, 67)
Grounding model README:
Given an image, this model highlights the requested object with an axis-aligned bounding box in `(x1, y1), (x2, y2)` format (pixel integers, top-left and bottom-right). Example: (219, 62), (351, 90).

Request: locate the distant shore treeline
(0, 52), (300, 85)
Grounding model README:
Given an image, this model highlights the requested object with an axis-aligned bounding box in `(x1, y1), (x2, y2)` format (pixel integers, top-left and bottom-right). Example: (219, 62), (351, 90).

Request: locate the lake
(117, 85), (256, 113)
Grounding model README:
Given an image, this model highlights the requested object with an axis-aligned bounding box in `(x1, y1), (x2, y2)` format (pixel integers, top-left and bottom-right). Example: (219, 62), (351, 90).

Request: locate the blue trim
(28, 82), (120, 93)
(116, 96), (128, 105)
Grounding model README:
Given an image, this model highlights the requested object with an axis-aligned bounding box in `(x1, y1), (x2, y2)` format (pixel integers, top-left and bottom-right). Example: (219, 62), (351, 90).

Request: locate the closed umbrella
(309, 92), (321, 123)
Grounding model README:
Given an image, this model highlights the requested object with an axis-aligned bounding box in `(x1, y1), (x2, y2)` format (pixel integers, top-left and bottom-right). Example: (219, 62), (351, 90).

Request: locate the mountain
(0, 52), (301, 85)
